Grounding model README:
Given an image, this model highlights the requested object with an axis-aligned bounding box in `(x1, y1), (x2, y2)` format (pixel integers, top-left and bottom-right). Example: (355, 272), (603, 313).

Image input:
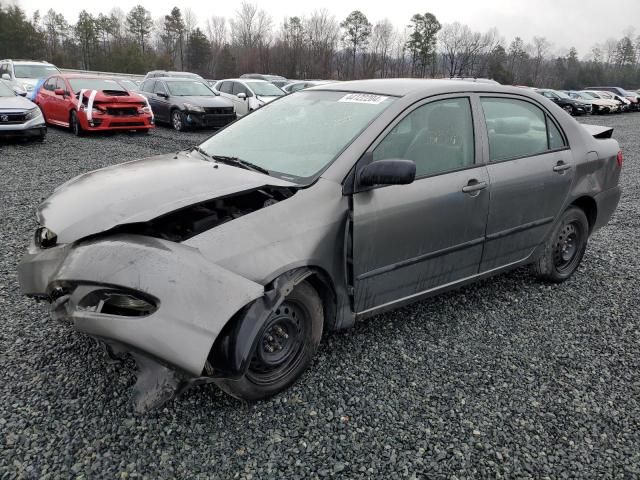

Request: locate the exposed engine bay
(112, 187), (296, 242)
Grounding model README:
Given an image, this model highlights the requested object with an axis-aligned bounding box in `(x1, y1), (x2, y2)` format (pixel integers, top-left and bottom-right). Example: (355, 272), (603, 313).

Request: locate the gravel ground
(1, 116), (639, 479)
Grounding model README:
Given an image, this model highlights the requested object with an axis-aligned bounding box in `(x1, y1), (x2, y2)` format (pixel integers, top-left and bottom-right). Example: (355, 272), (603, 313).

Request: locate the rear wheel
(532, 206), (589, 283)
(215, 281), (323, 401)
(70, 110), (83, 136)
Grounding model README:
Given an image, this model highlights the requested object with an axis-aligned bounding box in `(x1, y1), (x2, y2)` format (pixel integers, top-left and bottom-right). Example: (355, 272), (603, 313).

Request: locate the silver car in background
(0, 79), (46, 140)
(18, 80), (622, 412)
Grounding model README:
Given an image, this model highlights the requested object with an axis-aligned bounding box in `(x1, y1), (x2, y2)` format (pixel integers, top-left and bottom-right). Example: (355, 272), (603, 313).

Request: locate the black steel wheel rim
(553, 221), (582, 272)
(247, 300), (308, 385)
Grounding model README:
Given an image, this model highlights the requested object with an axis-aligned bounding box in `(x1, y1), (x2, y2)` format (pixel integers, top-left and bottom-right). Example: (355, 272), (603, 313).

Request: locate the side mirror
(237, 92), (247, 100)
(359, 159), (416, 187)
(1, 73), (10, 80)
(54, 88), (65, 96)
(156, 91), (168, 98)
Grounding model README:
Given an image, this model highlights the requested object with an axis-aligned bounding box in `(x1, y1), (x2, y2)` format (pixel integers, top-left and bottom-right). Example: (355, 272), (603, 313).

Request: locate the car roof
(153, 77), (206, 82)
(219, 78), (269, 83)
(55, 74), (118, 80)
(311, 79), (529, 98)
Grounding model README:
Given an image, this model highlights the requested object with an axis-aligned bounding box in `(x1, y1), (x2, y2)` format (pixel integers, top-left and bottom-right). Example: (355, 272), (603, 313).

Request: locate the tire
(532, 206), (589, 283)
(70, 110), (83, 136)
(562, 105), (574, 116)
(171, 109), (186, 131)
(215, 280), (324, 402)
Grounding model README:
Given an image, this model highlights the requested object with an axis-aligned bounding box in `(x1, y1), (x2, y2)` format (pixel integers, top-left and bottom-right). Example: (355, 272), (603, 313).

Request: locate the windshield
(0, 80), (16, 97)
(579, 91), (595, 99)
(14, 65), (59, 79)
(247, 82), (285, 97)
(68, 78), (127, 93)
(199, 90), (395, 181)
(555, 91), (571, 99)
(166, 81), (215, 96)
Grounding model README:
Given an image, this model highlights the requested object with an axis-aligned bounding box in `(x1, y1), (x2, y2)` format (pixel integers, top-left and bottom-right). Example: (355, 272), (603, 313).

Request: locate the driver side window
(373, 97), (475, 178)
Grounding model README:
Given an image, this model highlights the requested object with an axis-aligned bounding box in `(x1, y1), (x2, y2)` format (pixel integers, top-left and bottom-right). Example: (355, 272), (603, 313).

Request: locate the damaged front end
(19, 234), (268, 411)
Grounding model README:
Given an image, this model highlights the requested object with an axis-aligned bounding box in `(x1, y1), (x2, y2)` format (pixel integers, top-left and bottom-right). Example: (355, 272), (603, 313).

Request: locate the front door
(477, 96), (574, 271)
(352, 96), (490, 313)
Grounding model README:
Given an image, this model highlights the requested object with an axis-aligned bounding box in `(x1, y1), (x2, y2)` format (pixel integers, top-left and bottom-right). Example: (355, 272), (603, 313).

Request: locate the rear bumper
(592, 185), (622, 233)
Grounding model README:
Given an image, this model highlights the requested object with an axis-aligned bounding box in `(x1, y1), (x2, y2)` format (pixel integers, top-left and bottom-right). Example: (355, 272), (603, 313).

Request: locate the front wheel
(70, 110), (83, 136)
(562, 105), (574, 116)
(171, 109), (186, 131)
(215, 280), (323, 401)
(532, 206), (589, 283)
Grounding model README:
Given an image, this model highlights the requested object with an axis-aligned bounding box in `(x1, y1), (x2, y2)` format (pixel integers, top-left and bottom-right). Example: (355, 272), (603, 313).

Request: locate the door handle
(553, 161), (571, 173)
(462, 180), (488, 194)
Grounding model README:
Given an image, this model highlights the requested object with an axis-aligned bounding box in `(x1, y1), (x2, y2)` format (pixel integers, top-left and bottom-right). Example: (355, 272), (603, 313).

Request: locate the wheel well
(204, 267), (338, 377)
(571, 196), (597, 232)
(305, 269), (338, 332)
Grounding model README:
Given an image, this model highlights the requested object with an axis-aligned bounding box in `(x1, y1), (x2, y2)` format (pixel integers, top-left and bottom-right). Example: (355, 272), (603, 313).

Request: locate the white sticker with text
(338, 93), (388, 104)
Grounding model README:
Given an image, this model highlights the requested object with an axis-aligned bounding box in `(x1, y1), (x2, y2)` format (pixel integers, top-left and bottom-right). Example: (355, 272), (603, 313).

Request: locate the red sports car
(36, 74), (154, 135)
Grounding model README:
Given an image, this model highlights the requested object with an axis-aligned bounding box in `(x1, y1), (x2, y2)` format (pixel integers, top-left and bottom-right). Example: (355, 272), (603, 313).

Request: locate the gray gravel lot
(1, 116), (639, 479)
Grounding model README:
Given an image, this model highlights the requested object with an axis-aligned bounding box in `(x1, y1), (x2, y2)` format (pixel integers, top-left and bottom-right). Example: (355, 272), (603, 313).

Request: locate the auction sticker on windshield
(338, 93), (388, 104)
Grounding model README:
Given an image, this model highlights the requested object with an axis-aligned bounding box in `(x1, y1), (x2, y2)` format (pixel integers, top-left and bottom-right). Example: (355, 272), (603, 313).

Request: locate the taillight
(617, 150), (624, 167)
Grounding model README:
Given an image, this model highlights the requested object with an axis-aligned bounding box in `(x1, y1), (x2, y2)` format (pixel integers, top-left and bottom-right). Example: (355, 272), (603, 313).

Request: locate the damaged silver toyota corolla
(19, 80), (622, 412)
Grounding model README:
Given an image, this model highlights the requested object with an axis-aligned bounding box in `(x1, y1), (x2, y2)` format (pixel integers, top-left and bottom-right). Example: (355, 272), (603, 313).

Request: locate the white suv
(0, 60), (60, 95)
(214, 79), (285, 117)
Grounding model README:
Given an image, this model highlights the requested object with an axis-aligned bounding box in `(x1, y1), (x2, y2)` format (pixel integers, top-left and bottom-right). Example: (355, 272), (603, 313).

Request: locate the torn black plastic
(207, 268), (314, 378)
(127, 268), (313, 413)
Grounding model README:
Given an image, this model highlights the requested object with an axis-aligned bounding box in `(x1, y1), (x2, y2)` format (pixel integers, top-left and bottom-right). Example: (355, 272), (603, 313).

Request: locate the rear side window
(481, 98), (554, 162)
(219, 81), (233, 94)
(547, 119), (566, 149)
(373, 97), (475, 177)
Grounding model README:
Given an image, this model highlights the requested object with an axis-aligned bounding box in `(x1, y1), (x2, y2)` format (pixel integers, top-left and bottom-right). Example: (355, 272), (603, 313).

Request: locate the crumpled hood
(38, 152), (296, 243)
(85, 90), (144, 104)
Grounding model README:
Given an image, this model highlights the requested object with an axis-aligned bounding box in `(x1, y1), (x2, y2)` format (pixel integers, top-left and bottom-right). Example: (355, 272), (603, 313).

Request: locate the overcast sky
(16, 0), (640, 56)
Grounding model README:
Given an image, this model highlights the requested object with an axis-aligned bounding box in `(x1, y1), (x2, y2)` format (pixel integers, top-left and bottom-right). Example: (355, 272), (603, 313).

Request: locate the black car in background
(139, 77), (236, 131)
(535, 88), (591, 115)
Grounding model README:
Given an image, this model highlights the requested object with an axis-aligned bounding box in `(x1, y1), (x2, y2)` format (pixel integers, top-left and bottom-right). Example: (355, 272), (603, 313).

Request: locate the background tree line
(2, 0), (640, 88)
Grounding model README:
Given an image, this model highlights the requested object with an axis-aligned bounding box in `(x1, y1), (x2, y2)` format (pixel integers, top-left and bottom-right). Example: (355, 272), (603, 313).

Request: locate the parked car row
(531, 86), (640, 115)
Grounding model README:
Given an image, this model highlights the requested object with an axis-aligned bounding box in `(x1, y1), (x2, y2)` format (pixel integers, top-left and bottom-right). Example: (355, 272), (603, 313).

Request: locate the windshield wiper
(210, 154), (271, 175)
(192, 146), (214, 161)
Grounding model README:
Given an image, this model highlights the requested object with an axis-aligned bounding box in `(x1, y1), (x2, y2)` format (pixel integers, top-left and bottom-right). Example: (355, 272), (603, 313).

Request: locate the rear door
(38, 77), (57, 120)
(477, 95), (573, 271)
(351, 95), (490, 313)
